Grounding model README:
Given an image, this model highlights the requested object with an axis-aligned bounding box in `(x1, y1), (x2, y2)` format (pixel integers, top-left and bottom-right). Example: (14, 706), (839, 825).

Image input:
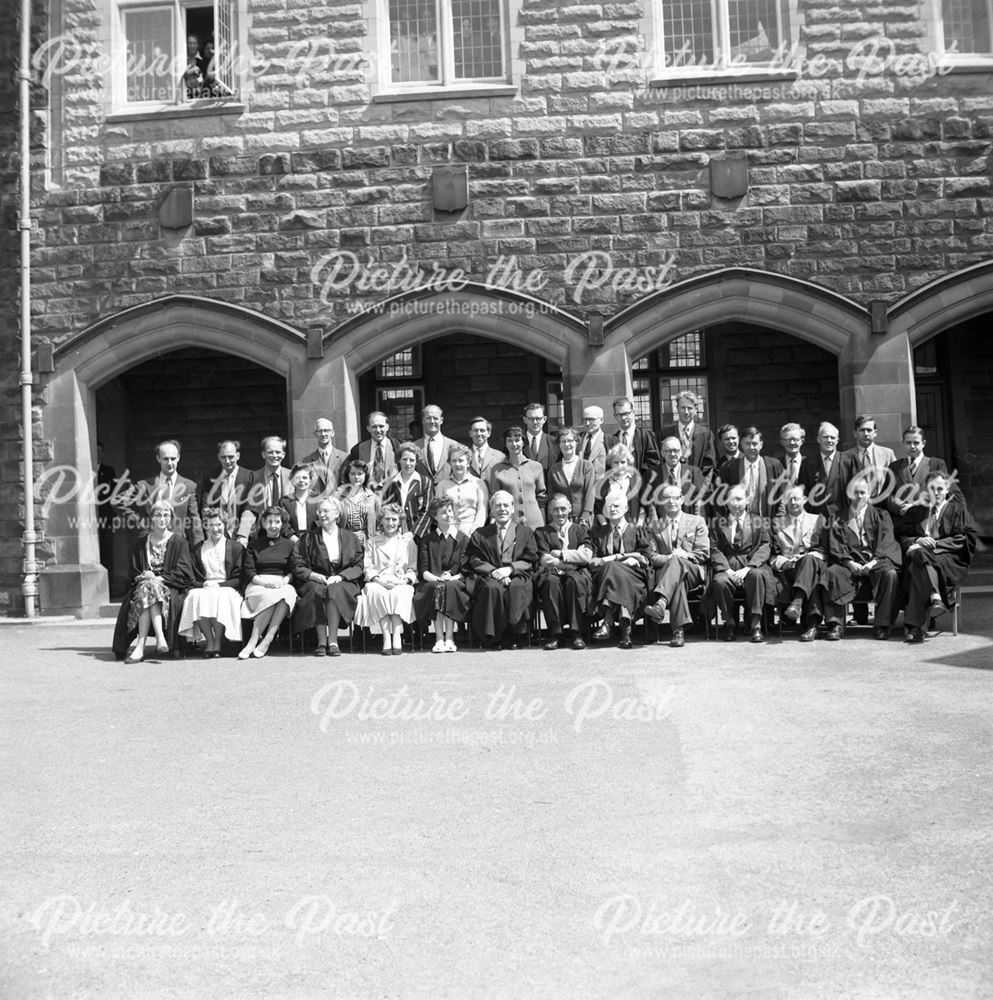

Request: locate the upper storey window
(934, 0), (993, 57)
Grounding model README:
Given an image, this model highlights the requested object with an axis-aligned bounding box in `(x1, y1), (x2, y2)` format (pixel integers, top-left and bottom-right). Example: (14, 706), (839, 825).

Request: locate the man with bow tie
(770, 485), (829, 642)
(467, 490), (539, 650)
(707, 484), (775, 643)
(898, 472), (977, 644)
(301, 417), (349, 498)
(534, 493), (594, 650)
(824, 476), (901, 640)
(124, 439), (203, 544)
(644, 484), (710, 648)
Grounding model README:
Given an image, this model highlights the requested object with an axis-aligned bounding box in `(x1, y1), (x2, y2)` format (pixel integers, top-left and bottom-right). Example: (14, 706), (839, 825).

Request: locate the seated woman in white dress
(178, 507), (245, 657)
(239, 505), (299, 659)
(354, 502), (418, 655)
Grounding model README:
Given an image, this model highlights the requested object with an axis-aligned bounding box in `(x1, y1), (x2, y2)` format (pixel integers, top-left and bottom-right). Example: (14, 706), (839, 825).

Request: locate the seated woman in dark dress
(413, 496), (471, 653)
(293, 497), (364, 657)
(113, 500), (194, 663)
(239, 506), (298, 659)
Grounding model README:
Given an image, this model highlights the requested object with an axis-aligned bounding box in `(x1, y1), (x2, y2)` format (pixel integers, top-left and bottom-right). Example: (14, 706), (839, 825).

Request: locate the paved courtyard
(1, 604), (992, 1000)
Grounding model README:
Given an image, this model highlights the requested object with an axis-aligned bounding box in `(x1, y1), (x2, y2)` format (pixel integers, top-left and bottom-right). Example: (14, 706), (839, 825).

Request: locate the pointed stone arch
(888, 260), (993, 347)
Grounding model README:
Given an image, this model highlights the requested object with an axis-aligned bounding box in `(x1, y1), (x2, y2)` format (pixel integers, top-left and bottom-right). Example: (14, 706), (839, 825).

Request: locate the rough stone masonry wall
(2, 0), (993, 609)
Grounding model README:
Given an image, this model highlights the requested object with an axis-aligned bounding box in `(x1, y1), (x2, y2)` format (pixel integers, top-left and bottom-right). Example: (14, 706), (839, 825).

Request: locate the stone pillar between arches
(563, 341), (634, 428)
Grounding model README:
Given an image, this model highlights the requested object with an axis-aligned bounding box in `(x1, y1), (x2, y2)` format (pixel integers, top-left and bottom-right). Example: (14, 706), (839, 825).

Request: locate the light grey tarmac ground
(1, 604), (992, 1000)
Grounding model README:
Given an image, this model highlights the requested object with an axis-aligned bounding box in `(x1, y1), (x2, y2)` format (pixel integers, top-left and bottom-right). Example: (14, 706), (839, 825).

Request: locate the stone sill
(649, 70), (798, 89)
(107, 102), (246, 124)
(373, 86), (517, 104)
(940, 60), (993, 74)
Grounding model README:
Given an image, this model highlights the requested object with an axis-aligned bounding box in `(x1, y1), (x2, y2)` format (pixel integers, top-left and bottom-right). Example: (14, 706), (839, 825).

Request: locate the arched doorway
(96, 347), (289, 594)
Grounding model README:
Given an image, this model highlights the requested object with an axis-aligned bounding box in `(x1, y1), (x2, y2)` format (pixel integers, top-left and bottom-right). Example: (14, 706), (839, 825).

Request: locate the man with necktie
(712, 427), (785, 518)
(797, 421), (855, 515)
(841, 415), (897, 498)
(707, 484), (775, 643)
(522, 402), (559, 481)
(660, 390), (717, 481)
(898, 472), (977, 643)
(301, 417), (348, 499)
(466, 416), (505, 481)
(467, 490), (538, 650)
(770, 485), (829, 641)
(125, 439), (203, 544)
(348, 411), (399, 493)
(579, 405), (608, 478)
(415, 404), (457, 487)
(776, 422), (807, 487)
(886, 425), (952, 538)
(824, 477), (902, 640)
(644, 484), (710, 647)
(200, 439), (255, 541)
(534, 494), (594, 650)
(657, 436), (706, 515)
(606, 396), (661, 502)
(246, 435), (293, 538)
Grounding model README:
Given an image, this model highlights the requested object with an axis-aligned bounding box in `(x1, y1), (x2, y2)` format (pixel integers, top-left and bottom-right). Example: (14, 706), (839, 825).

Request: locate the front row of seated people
(113, 467), (975, 659)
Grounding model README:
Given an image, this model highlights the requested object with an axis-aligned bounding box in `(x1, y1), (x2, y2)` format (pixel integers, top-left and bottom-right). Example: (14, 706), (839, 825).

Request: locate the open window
(117, 0), (235, 108)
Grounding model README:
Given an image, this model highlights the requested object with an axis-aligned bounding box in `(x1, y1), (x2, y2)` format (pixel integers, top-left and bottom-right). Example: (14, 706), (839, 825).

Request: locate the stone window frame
(924, 0), (993, 67)
(368, 0), (522, 103)
(643, 0), (803, 87)
(100, 0), (248, 118)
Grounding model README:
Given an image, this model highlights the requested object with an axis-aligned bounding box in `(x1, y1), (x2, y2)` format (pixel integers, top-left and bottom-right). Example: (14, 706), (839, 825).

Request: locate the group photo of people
(107, 393), (978, 662)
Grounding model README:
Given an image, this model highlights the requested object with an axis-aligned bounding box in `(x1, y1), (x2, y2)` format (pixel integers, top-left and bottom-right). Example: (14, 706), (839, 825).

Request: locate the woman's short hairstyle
(428, 496), (454, 520)
(341, 459), (370, 486)
(606, 443), (634, 467)
(380, 501), (404, 520)
(397, 441), (422, 461)
(503, 425), (525, 443)
(317, 497), (341, 518)
(448, 444), (471, 462)
(289, 463), (311, 478)
(149, 500), (174, 518)
(556, 425), (578, 442)
(260, 505), (283, 523)
(201, 506), (224, 523)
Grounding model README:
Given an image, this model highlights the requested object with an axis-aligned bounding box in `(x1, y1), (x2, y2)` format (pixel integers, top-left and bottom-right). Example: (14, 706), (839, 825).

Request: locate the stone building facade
(2, 0), (992, 613)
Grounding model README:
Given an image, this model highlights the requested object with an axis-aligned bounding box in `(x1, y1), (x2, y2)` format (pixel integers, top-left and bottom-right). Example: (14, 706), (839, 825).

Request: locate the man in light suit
(660, 389), (717, 480)
(657, 436), (706, 515)
(416, 403), (458, 486)
(607, 396), (661, 499)
(200, 439), (255, 540)
(124, 439), (203, 544)
(579, 405), (608, 479)
(886, 424), (951, 538)
(245, 435), (293, 539)
(714, 427), (785, 518)
(301, 417), (348, 498)
(707, 484), (775, 643)
(522, 402), (559, 481)
(348, 411), (399, 494)
(467, 416), (505, 480)
(467, 490), (539, 649)
(644, 484), (710, 647)
(797, 422), (856, 516)
(842, 414), (897, 498)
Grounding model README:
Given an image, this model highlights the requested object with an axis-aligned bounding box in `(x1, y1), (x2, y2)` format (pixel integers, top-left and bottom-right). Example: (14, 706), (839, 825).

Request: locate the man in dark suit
(467, 416), (505, 481)
(301, 417), (348, 499)
(898, 471), (977, 643)
(522, 402), (559, 481)
(714, 427), (785, 518)
(124, 439), (203, 545)
(348, 411), (399, 494)
(886, 424), (951, 538)
(707, 484), (775, 643)
(797, 421), (856, 516)
(660, 390), (717, 480)
(774, 422), (808, 487)
(535, 494), (594, 650)
(245, 435), (293, 539)
(579, 405), (608, 478)
(824, 477), (902, 640)
(607, 395), (661, 498)
(416, 404), (459, 487)
(657, 436), (706, 515)
(200, 439), (255, 541)
(467, 490), (539, 649)
(717, 423), (741, 465)
(644, 484), (710, 648)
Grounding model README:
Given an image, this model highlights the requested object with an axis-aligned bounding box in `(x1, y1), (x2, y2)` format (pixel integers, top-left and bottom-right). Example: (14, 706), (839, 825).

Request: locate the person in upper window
(182, 33), (205, 98)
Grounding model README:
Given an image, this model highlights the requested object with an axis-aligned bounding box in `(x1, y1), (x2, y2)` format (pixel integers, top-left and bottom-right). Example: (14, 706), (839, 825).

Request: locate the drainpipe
(18, 0), (38, 618)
